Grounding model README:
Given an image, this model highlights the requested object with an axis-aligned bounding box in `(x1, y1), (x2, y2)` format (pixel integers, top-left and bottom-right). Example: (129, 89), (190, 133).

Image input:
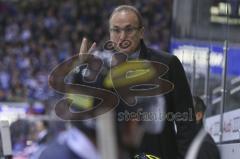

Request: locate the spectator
(193, 96), (221, 159)
(38, 120), (100, 159)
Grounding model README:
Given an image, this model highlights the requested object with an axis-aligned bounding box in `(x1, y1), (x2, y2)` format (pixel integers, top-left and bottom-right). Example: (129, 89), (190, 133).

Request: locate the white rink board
(205, 108), (240, 143)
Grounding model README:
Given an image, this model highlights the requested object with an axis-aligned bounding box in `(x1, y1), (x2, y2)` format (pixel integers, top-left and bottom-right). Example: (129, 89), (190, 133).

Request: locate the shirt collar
(128, 49), (140, 60)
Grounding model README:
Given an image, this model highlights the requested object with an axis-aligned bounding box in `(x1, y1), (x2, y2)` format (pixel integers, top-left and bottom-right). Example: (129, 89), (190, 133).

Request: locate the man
(77, 5), (196, 159)
(192, 96), (221, 159)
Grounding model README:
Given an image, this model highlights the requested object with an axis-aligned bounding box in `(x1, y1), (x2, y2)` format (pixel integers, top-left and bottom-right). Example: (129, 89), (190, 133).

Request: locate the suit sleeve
(168, 55), (197, 159)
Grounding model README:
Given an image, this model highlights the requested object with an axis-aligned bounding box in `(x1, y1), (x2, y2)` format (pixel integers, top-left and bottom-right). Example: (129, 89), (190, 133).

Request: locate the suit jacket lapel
(139, 39), (150, 60)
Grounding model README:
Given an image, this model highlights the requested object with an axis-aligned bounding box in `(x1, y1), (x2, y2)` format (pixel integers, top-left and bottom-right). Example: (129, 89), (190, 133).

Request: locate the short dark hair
(193, 96), (206, 113)
(109, 5), (143, 27)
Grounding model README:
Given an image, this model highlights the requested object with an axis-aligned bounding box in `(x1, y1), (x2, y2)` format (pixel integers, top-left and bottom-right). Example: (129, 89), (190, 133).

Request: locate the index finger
(79, 37), (88, 55)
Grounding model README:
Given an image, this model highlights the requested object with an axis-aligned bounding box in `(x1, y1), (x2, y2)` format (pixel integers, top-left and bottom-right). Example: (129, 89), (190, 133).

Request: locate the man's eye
(113, 29), (120, 33)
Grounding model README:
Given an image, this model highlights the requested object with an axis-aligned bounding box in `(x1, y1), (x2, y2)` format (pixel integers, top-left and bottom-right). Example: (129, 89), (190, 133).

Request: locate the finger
(88, 42), (96, 54)
(79, 37), (88, 55)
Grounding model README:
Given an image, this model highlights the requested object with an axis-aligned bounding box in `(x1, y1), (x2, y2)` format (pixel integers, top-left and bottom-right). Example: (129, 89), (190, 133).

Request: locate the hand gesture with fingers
(79, 37), (96, 63)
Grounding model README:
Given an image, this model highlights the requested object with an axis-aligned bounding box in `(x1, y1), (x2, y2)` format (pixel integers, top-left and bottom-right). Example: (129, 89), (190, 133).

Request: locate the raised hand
(79, 37), (96, 63)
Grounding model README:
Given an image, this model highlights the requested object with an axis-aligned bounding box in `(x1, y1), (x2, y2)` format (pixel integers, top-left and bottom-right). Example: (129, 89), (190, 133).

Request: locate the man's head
(193, 96), (206, 124)
(109, 5), (144, 54)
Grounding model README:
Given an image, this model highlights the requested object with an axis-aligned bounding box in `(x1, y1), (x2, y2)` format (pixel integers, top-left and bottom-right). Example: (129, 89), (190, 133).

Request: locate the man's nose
(119, 30), (127, 40)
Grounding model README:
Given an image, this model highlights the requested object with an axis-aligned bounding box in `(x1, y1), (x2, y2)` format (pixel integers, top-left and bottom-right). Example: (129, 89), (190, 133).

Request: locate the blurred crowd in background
(0, 0), (172, 104)
(0, 0), (173, 158)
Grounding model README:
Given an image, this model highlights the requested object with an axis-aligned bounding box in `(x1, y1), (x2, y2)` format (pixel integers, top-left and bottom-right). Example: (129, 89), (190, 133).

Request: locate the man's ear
(196, 112), (203, 122)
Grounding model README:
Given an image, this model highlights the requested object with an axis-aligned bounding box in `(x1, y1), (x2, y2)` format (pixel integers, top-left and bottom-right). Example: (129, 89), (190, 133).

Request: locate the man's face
(109, 11), (144, 54)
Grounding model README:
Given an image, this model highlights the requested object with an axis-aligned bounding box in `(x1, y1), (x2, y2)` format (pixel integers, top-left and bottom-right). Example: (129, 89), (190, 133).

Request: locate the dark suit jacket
(70, 40), (196, 159)
(134, 40), (196, 159)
